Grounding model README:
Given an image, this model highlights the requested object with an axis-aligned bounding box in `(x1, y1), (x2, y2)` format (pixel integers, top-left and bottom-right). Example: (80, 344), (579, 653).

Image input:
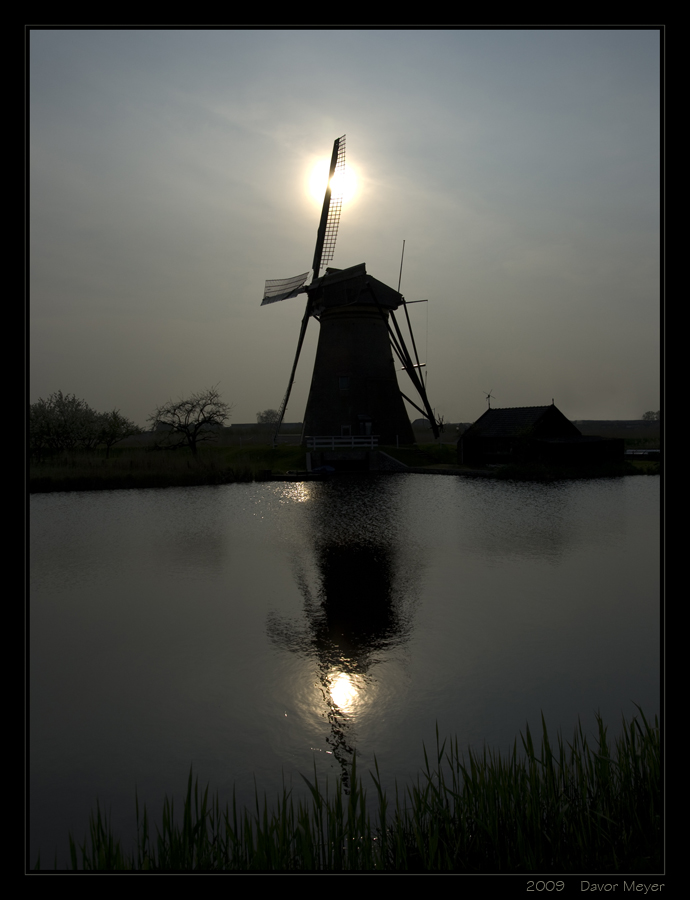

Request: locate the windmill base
(306, 449), (407, 473)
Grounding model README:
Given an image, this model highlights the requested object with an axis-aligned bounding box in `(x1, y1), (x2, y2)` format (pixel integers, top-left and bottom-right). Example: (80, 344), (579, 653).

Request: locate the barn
(458, 404), (623, 466)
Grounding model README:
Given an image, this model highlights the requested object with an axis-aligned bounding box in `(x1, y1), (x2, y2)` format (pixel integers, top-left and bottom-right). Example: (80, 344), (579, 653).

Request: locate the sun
(307, 158), (358, 206)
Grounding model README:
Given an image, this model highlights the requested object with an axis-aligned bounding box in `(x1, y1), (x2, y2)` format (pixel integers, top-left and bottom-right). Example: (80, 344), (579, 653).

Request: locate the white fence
(305, 436), (379, 449)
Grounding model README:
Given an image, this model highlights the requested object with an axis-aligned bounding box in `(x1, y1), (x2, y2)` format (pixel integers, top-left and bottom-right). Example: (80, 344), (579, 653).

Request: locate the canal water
(29, 474), (660, 866)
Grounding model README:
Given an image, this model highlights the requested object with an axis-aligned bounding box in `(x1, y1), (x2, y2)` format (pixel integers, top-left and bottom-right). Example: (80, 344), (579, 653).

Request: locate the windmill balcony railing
(306, 435), (379, 449)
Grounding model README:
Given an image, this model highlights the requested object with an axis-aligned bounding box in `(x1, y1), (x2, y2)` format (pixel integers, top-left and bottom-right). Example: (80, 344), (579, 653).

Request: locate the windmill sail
(265, 136), (346, 441)
(261, 272), (310, 306)
(260, 134), (345, 308)
(312, 135), (346, 279)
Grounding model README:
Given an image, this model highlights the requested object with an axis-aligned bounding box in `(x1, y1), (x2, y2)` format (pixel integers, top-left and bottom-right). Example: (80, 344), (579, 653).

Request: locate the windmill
(262, 135), (441, 446)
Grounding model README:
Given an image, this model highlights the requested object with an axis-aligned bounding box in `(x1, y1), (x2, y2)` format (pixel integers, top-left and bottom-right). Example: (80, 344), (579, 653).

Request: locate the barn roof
(462, 405), (581, 439)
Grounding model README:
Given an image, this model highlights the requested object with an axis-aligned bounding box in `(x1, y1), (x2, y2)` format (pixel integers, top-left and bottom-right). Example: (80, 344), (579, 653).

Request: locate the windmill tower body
(302, 265), (414, 444)
(262, 136), (439, 448)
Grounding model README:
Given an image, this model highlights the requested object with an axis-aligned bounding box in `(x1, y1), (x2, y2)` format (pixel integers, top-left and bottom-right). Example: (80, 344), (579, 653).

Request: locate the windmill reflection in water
(266, 480), (417, 792)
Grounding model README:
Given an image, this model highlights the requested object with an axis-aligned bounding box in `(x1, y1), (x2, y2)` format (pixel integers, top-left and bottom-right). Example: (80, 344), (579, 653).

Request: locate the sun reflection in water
(328, 670), (361, 714)
(278, 483), (313, 504)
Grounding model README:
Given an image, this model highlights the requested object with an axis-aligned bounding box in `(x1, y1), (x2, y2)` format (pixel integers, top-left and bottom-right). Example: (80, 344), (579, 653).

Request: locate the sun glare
(329, 671), (359, 711)
(308, 159), (358, 206)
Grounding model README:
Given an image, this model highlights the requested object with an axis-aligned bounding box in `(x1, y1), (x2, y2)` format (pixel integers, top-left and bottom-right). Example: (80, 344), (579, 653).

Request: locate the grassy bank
(381, 442), (463, 469)
(29, 444), (308, 493)
(29, 441), (659, 493)
(383, 444), (660, 479)
(483, 460), (658, 481)
(35, 708), (660, 872)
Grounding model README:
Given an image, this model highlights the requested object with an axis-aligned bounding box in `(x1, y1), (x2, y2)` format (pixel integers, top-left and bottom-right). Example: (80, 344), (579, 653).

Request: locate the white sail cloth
(261, 272), (309, 305)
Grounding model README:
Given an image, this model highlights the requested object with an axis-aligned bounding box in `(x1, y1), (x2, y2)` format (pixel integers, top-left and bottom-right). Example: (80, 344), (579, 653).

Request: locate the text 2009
(527, 883), (565, 892)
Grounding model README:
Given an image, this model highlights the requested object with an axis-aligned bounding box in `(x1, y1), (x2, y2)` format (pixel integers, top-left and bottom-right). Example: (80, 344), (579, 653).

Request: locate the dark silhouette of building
(458, 404), (624, 466)
(301, 265), (415, 445)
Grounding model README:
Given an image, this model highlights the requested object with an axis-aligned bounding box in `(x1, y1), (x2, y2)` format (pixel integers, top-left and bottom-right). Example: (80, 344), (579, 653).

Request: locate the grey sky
(30, 29), (661, 427)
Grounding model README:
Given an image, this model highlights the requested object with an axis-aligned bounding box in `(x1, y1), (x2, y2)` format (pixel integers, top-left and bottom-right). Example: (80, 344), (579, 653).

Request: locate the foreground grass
(36, 707), (660, 872)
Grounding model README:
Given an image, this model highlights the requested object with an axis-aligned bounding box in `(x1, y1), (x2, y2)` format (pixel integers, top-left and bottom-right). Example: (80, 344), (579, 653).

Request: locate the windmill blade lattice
(317, 135), (346, 275)
(311, 135), (346, 279)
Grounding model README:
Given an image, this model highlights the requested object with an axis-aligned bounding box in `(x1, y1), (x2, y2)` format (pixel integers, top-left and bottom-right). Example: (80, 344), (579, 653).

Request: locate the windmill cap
(308, 263), (403, 312)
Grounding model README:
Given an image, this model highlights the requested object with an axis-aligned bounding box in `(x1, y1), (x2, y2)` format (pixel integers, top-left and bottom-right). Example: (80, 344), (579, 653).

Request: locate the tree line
(32, 391), (659, 460)
(30, 386), (234, 460)
(29, 392), (141, 460)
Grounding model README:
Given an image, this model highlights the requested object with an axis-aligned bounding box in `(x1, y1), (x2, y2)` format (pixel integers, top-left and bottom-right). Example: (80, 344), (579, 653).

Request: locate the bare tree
(256, 409), (280, 425)
(148, 385), (232, 456)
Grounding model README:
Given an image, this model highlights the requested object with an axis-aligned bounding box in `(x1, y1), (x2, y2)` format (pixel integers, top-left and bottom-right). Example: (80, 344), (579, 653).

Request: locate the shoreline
(28, 440), (659, 494)
(29, 462), (658, 493)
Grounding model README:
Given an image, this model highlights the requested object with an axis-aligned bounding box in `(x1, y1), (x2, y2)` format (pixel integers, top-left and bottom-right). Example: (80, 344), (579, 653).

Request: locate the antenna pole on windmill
(397, 239), (405, 293)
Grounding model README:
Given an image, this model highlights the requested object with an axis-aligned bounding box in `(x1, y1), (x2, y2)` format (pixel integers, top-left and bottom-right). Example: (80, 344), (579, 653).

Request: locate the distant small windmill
(261, 135), (441, 444)
(484, 390), (496, 409)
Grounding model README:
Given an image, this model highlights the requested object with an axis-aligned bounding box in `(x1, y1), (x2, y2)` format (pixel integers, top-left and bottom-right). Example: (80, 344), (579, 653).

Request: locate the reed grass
(36, 707), (660, 872)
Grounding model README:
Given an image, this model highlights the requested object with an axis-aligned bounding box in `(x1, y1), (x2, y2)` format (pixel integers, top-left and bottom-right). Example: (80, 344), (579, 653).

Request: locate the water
(29, 474), (660, 866)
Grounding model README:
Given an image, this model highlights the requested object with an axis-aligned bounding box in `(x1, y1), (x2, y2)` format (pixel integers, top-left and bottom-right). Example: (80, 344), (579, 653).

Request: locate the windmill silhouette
(262, 135), (440, 445)
(484, 389), (496, 409)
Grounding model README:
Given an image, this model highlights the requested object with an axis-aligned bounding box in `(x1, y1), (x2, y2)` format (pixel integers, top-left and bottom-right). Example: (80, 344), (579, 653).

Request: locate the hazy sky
(29, 28), (661, 427)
